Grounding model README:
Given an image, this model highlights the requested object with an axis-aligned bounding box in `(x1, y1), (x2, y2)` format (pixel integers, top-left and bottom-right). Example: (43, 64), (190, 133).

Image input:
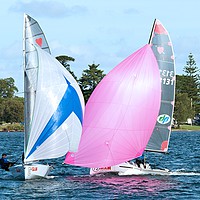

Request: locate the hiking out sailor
(0, 153), (14, 171)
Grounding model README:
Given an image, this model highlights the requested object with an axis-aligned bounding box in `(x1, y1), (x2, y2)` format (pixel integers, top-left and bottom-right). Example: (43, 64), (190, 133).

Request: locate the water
(0, 131), (199, 199)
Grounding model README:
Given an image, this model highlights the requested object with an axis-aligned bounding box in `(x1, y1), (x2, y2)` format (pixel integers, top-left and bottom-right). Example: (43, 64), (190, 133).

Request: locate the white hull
(90, 162), (170, 176)
(9, 163), (52, 180)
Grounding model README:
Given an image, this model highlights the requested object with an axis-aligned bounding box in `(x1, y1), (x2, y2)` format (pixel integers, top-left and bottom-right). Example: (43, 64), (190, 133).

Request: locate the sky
(0, 0), (200, 96)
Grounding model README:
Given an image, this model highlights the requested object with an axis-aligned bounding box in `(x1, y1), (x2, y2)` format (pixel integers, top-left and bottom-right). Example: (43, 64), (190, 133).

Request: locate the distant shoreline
(0, 129), (200, 133)
(172, 129), (200, 132)
(0, 123), (24, 132)
(0, 130), (24, 132)
(172, 124), (200, 131)
(0, 123), (200, 132)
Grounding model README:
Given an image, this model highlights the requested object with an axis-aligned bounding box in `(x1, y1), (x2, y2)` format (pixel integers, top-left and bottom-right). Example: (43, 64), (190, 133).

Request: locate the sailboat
(90, 19), (175, 176)
(9, 14), (85, 180)
(65, 19), (175, 176)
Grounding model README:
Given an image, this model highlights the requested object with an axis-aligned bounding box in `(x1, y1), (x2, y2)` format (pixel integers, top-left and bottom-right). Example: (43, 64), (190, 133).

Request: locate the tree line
(0, 53), (199, 125)
(0, 78), (24, 123)
(174, 53), (200, 124)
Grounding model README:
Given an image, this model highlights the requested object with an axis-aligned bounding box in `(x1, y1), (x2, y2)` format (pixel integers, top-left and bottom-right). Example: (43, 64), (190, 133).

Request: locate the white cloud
(9, 0), (88, 18)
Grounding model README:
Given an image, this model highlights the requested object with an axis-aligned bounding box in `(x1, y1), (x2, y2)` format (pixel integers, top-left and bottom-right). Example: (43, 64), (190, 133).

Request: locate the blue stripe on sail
(26, 78), (83, 159)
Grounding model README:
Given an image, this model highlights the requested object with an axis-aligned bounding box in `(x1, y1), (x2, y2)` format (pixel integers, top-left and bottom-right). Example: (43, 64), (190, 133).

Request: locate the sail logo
(157, 114), (170, 124)
(92, 168), (100, 172)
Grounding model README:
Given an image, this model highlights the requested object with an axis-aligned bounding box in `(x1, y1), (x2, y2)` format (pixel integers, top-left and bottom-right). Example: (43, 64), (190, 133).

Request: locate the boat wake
(169, 170), (200, 176)
(45, 175), (55, 179)
(89, 168), (200, 177)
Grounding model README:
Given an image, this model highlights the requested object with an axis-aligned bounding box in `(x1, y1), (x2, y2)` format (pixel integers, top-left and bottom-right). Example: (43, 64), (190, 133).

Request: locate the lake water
(0, 131), (199, 199)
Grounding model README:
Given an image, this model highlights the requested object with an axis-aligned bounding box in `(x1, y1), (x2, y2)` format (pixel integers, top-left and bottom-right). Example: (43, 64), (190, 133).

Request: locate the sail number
(160, 70), (174, 85)
(31, 167), (38, 171)
(28, 166), (38, 176)
(161, 78), (174, 85)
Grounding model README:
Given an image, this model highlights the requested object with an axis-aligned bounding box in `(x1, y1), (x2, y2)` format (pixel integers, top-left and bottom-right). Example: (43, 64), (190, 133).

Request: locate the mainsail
(23, 14), (51, 155)
(65, 44), (161, 168)
(145, 19), (175, 153)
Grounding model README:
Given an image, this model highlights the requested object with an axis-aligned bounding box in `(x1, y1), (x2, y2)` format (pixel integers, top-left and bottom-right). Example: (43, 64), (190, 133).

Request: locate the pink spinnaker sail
(65, 44), (161, 168)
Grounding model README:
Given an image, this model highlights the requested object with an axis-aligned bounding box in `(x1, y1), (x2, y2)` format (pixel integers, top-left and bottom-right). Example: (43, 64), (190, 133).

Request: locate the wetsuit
(0, 157), (10, 171)
(135, 155), (145, 168)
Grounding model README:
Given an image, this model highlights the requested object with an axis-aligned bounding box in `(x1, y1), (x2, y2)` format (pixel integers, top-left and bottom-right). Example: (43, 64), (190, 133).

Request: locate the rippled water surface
(0, 131), (199, 199)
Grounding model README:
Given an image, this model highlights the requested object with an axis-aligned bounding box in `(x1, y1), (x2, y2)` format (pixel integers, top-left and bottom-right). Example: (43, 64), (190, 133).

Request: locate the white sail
(24, 46), (84, 162)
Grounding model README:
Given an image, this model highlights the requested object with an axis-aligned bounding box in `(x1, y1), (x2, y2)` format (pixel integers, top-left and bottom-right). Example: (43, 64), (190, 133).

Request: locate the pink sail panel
(65, 44), (161, 168)
(154, 20), (168, 35)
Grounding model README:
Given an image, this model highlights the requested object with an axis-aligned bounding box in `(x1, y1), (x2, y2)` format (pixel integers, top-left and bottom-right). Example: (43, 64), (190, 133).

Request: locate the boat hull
(90, 162), (170, 176)
(10, 163), (52, 180)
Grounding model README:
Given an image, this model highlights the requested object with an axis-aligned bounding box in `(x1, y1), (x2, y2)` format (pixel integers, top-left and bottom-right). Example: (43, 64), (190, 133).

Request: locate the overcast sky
(0, 0), (200, 95)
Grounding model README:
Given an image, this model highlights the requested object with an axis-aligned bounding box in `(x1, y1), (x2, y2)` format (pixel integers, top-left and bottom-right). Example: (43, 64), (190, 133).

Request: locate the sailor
(0, 153), (14, 171)
(135, 154), (146, 168)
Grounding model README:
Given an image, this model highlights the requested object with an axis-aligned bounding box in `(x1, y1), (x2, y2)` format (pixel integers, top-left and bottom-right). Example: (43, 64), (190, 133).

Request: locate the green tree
(183, 53), (200, 113)
(56, 55), (78, 80)
(184, 53), (199, 76)
(0, 97), (24, 123)
(176, 75), (185, 94)
(0, 77), (18, 98)
(79, 63), (106, 102)
(174, 93), (195, 125)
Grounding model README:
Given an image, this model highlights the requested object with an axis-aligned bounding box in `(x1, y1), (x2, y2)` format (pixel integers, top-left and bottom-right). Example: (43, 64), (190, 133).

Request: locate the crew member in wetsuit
(135, 155), (146, 168)
(0, 153), (14, 171)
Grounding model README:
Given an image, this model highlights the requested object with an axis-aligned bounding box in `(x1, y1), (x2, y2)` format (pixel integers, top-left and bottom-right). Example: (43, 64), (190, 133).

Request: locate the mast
(23, 14), (30, 155)
(148, 19), (156, 45)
